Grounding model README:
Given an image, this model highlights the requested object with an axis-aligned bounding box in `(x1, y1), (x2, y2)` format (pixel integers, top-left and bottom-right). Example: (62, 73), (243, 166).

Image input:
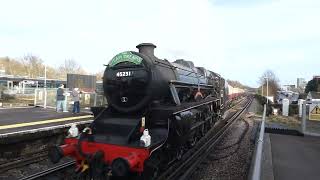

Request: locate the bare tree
(1, 56), (90, 80)
(46, 66), (60, 79)
(305, 78), (320, 93)
(58, 59), (86, 79)
(0, 57), (13, 75)
(1, 55), (47, 78)
(20, 54), (44, 78)
(95, 70), (104, 81)
(259, 70), (280, 98)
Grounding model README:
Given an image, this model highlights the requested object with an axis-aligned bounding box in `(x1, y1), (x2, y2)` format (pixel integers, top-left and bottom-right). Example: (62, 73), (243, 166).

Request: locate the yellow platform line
(0, 115), (93, 130)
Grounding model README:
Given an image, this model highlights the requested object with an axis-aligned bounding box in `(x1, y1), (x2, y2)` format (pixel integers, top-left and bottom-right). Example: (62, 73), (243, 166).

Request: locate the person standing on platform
(56, 84), (66, 112)
(71, 88), (80, 114)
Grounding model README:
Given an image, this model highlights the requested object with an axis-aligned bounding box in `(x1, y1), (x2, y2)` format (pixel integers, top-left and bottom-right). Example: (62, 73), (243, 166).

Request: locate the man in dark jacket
(56, 84), (66, 112)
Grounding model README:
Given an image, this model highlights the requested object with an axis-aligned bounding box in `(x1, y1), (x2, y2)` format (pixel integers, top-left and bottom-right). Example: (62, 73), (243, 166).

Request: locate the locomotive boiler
(104, 43), (225, 113)
(49, 43), (228, 179)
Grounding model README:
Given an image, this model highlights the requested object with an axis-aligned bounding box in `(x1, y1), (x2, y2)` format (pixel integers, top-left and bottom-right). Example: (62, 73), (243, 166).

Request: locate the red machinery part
(49, 143), (77, 164)
(61, 144), (77, 156)
(63, 138), (150, 173)
(125, 152), (140, 169)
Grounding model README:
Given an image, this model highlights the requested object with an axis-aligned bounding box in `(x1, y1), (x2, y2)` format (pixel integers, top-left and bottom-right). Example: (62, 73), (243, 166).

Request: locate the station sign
(309, 104), (320, 121)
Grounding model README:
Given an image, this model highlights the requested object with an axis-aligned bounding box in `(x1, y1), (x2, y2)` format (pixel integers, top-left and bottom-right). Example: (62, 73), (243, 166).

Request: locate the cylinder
(136, 43), (157, 57)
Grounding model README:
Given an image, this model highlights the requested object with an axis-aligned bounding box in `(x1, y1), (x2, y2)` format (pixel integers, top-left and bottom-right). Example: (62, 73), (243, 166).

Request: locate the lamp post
(44, 64), (47, 108)
(264, 76), (269, 105)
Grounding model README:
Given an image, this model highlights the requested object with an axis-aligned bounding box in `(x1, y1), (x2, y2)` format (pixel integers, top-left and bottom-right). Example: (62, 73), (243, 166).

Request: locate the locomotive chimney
(136, 43), (156, 57)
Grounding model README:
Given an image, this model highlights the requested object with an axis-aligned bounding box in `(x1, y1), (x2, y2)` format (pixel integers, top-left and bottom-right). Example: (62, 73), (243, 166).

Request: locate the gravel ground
(248, 98), (262, 114)
(190, 98), (259, 180)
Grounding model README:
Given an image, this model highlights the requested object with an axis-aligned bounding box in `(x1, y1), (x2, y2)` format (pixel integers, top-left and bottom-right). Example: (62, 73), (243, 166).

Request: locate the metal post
(264, 76), (269, 105)
(34, 88), (37, 106)
(22, 82), (25, 94)
(44, 65), (47, 109)
(261, 85), (263, 96)
(266, 78), (269, 104)
(44, 65), (47, 88)
(302, 101), (306, 134)
(44, 89), (47, 108)
(94, 93), (97, 106)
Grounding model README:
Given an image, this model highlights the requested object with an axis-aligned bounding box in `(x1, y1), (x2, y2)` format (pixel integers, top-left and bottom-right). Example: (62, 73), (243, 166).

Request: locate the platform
(262, 133), (320, 180)
(0, 107), (93, 135)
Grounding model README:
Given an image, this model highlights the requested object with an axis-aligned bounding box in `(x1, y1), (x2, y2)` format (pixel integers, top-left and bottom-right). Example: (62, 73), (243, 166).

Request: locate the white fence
(0, 87), (35, 106)
(34, 88), (107, 111)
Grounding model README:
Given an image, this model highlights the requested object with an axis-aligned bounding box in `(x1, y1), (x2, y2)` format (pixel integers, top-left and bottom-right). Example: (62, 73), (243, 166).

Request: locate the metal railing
(1, 87), (107, 109)
(249, 104), (266, 180)
(34, 88), (107, 110)
(0, 87), (35, 105)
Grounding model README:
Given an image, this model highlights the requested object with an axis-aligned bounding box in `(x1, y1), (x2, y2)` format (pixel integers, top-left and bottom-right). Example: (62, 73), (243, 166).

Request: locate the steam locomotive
(49, 43), (238, 179)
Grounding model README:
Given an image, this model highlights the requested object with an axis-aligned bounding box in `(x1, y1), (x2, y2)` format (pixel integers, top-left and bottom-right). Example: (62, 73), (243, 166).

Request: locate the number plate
(116, 71), (133, 77)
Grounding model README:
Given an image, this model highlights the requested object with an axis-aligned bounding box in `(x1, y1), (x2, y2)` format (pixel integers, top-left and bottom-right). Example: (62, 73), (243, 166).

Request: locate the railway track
(19, 160), (75, 180)
(0, 149), (48, 173)
(211, 118), (250, 161)
(157, 96), (253, 180)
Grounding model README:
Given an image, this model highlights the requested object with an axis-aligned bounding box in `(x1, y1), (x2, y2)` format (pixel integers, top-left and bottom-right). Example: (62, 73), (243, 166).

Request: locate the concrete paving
(0, 107), (93, 134)
(268, 133), (320, 180)
(262, 134), (274, 180)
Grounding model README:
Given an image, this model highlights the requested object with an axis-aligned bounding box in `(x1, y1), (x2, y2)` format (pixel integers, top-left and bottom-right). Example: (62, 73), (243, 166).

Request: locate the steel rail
(0, 150), (48, 173)
(157, 96), (253, 180)
(19, 161), (75, 180)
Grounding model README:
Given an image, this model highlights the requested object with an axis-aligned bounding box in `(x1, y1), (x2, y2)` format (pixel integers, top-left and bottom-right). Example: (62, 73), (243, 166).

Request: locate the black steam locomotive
(50, 43), (228, 179)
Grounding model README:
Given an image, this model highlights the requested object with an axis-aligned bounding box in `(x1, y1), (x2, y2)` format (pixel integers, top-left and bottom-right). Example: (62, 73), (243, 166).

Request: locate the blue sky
(0, 0), (319, 87)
